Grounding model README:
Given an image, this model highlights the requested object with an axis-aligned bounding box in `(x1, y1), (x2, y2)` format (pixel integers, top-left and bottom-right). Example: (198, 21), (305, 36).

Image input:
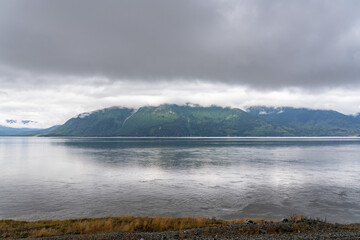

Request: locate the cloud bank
(1, 0), (360, 88)
(1, 77), (360, 128)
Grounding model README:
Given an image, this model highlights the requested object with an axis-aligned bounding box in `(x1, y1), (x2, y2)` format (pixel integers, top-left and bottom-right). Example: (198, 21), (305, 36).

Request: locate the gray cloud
(1, 0), (360, 88)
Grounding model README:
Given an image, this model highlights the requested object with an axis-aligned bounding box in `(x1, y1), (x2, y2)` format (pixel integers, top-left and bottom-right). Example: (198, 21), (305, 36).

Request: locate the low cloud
(1, 79), (360, 128)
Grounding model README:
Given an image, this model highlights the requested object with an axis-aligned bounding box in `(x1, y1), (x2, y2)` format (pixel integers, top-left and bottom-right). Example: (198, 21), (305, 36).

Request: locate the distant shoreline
(2, 135), (360, 138)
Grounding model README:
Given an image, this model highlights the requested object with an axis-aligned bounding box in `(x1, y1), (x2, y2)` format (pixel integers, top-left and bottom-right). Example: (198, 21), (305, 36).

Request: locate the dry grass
(0, 215), (358, 239)
(0, 216), (254, 239)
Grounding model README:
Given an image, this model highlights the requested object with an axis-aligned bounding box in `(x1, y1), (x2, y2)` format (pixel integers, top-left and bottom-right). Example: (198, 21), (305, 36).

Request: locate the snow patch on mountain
(77, 113), (91, 118)
(0, 119), (41, 128)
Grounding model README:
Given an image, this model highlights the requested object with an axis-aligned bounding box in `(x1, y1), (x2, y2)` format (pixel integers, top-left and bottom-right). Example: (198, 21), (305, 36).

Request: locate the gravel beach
(21, 219), (360, 240)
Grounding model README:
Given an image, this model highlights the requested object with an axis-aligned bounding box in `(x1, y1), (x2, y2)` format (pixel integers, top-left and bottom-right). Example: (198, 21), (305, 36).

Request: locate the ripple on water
(1, 137), (360, 223)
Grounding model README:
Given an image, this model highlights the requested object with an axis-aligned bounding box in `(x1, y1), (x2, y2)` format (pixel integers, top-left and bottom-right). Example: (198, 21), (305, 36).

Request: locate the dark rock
(244, 219), (256, 225)
(281, 224), (293, 232)
(281, 218), (289, 223)
(232, 222), (242, 227)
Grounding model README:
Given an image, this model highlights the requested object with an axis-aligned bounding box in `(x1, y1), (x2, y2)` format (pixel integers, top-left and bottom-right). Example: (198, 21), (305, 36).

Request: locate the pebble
(21, 219), (360, 240)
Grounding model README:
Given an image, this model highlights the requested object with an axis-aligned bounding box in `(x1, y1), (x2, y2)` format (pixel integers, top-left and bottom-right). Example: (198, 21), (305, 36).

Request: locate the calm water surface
(1, 137), (360, 223)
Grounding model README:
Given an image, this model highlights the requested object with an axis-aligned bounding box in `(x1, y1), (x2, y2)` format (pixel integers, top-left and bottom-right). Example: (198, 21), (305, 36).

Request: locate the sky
(1, 0), (360, 128)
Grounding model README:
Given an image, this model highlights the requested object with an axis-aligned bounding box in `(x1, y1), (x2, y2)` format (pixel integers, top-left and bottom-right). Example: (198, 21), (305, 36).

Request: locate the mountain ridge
(247, 106), (360, 136)
(0, 125), (60, 136)
(3, 104), (360, 137)
(46, 104), (291, 137)
(45, 104), (360, 137)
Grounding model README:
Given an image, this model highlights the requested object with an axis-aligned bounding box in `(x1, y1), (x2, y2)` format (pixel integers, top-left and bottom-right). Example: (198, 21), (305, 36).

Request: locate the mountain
(247, 106), (360, 136)
(47, 107), (135, 137)
(0, 125), (59, 136)
(15, 125), (60, 136)
(47, 105), (290, 137)
(0, 125), (41, 136)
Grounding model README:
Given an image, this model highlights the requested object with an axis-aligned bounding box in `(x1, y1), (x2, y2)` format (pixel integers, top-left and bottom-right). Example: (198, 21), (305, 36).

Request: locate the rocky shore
(21, 218), (360, 240)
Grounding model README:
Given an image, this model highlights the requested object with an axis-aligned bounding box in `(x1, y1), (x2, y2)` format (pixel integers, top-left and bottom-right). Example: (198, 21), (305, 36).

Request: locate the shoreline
(2, 136), (360, 138)
(1, 216), (360, 239)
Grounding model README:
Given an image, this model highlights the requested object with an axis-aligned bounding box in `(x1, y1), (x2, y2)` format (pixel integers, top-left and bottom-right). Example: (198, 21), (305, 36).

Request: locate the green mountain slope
(49, 107), (135, 136)
(47, 104), (290, 137)
(247, 106), (360, 136)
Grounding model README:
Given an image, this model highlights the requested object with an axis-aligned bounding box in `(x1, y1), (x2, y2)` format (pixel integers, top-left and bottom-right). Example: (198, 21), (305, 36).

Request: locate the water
(1, 137), (360, 223)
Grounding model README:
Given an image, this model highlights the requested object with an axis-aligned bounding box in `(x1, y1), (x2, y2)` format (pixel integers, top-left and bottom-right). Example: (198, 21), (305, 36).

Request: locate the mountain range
(0, 125), (59, 136)
(46, 105), (289, 137)
(2, 104), (360, 137)
(247, 106), (360, 136)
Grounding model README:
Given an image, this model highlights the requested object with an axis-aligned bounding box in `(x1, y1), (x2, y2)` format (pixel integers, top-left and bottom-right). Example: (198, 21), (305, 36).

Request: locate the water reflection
(0, 137), (360, 223)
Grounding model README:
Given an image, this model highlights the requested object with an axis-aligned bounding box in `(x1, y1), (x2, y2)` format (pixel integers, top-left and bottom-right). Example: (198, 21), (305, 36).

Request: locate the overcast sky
(1, 0), (360, 128)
